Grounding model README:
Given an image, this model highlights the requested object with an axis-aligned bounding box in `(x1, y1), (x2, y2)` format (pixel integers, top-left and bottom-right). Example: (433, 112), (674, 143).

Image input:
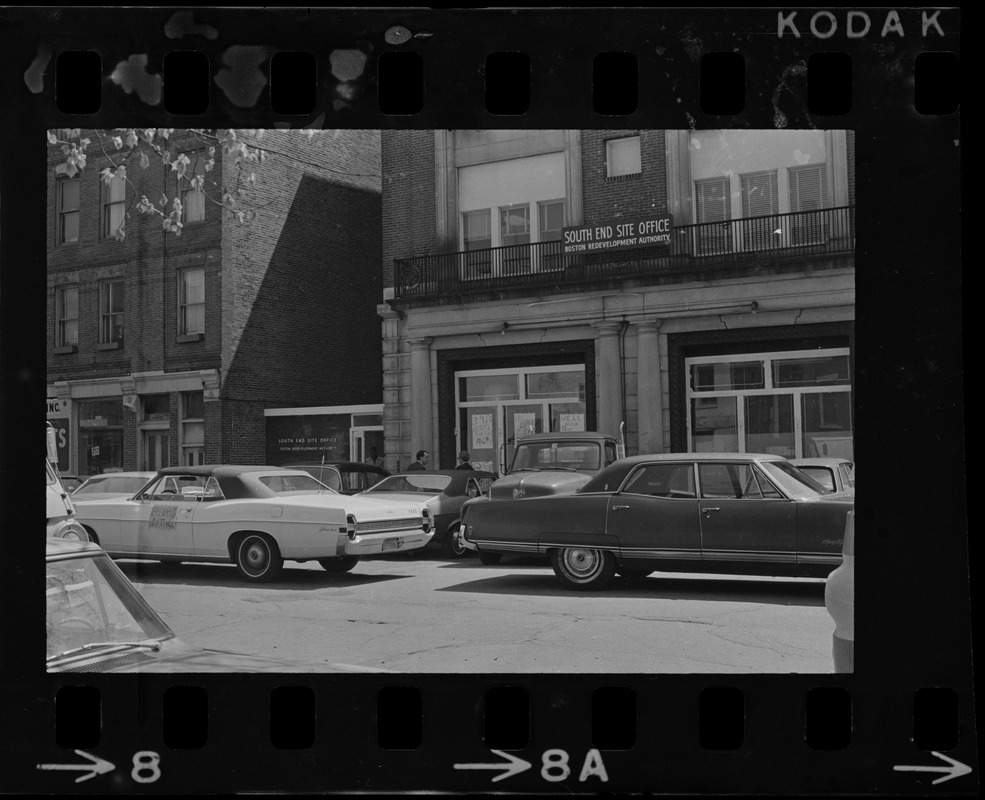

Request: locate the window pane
(606, 136), (641, 177)
(460, 374), (519, 401)
(696, 177), (729, 223)
(500, 206), (530, 246)
(464, 211), (491, 249)
(801, 393), (854, 459)
(538, 201), (565, 240)
(142, 394), (170, 420)
(744, 395), (795, 457)
(691, 361), (764, 392)
(691, 396), (737, 452)
(773, 355), (849, 387)
(182, 270), (205, 303)
(61, 212), (79, 243)
(62, 319), (78, 346)
(60, 179), (80, 210)
(182, 421), (205, 447)
(740, 172), (778, 217)
(183, 392), (204, 419)
(183, 304), (205, 334)
(107, 175), (126, 202)
(790, 165), (828, 211)
(526, 370), (583, 399)
(183, 188), (206, 222)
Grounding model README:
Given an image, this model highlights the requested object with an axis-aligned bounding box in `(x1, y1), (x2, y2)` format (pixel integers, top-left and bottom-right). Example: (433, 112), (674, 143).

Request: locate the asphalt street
(117, 553), (836, 673)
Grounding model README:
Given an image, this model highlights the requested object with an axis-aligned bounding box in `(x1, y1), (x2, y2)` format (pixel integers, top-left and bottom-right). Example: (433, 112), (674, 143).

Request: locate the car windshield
(258, 474), (333, 494)
(46, 554), (174, 661)
(367, 475), (452, 494)
(758, 460), (830, 499)
(511, 443), (601, 471)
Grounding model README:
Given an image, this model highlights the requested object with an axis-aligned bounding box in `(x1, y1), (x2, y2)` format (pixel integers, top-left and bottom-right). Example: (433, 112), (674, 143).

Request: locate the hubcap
(245, 541), (267, 571)
(564, 548), (600, 579)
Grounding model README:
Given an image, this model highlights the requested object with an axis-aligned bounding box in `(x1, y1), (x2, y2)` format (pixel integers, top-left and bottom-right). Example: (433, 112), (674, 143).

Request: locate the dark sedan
(460, 452), (853, 590)
(360, 470), (497, 557)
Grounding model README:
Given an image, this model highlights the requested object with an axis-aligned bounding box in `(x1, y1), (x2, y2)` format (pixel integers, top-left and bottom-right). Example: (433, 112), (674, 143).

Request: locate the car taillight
(422, 508), (433, 532)
(346, 514), (357, 540)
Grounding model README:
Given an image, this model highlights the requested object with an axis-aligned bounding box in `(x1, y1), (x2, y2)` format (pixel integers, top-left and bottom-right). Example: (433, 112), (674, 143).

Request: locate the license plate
(382, 537), (402, 552)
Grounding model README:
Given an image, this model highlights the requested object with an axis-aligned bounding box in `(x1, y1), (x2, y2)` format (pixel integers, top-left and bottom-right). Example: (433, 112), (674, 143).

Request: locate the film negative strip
(0, 5), (970, 795)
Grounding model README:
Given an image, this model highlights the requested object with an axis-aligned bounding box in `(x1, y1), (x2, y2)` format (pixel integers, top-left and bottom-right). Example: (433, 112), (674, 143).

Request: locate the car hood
(48, 637), (368, 673)
(489, 471), (592, 500)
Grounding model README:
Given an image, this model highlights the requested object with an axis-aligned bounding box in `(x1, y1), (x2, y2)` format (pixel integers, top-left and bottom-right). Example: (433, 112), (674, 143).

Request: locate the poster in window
(471, 414), (492, 449)
(560, 413), (584, 432)
(514, 413), (536, 439)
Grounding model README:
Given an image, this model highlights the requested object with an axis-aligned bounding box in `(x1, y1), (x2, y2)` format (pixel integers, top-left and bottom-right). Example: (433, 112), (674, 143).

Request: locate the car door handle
(703, 507), (720, 512)
(612, 504), (631, 510)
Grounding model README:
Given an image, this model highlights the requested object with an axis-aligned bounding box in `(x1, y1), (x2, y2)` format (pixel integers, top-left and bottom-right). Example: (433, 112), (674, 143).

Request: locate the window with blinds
(789, 165), (830, 245)
(694, 177), (732, 256)
(740, 171), (780, 252)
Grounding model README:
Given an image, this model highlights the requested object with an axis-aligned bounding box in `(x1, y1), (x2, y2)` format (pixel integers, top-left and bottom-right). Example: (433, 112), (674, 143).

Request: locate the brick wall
(381, 130), (436, 288)
(581, 130), (669, 222)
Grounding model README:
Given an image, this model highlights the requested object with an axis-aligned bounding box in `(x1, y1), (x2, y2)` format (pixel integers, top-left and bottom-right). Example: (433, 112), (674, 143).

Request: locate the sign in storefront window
(265, 414), (350, 464)
(78, 398), (124, 475)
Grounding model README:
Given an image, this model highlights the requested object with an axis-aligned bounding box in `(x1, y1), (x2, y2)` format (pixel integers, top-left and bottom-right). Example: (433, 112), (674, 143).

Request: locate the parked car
(824, 509), (854, 672)
(72, 465), (433, 582)
(460, 452), (853, 590)
(283, 461), (389, 494)
(46, 538), (370, 672)
(45, 459), (88, 542)
(790, 457), (855, 497)
(359, 470), (497, 558)
(58, 474), (85, 493)
(70, 471), (157, 501)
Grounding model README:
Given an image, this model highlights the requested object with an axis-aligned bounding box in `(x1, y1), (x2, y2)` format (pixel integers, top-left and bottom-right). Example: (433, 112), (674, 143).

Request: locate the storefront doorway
(455, 366), (586, 473)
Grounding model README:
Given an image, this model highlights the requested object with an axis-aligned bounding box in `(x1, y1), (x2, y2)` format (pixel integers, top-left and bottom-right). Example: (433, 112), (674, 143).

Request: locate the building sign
(265, 414), (350, 464)
(561, 214), (674, 255)
(48, 418), (71, 473)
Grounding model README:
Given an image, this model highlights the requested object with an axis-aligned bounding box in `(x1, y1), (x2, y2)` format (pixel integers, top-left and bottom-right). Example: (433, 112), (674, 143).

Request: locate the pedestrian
(406, 450), (429, 471)
(455, 450), (475, 470)
(365, 446), (384, 467)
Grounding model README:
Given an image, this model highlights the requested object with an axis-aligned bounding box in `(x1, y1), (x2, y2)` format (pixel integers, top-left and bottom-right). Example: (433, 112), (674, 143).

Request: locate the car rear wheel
(234, 533), (283, 582)
(442, 525), (468, 558)
(550, 547), (616, 590)
(319, 555), (359, 573)
(478, 551), (502, 565)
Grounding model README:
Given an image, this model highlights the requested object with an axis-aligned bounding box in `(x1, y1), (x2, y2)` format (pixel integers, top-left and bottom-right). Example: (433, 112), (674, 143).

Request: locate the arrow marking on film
(37, 749), (116, 783)
(894, 751), (972, 785)
(454, 749), (532, 782)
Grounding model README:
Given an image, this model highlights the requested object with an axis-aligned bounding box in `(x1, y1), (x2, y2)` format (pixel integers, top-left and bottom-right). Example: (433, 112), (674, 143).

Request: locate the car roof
(615, 452), (788, 465)
(156, 465), (281, 476)
(83, 471), (156, 479)
(790, 457), (852, 466)
(517, 432), (617, 443)
(385, 469), (496, 480)
(46, 538), (106, 558)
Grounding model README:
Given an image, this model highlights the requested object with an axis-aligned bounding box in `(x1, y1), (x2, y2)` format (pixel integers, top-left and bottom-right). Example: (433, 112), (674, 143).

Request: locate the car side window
(752, 465), (784, 498)
(203, 477), (223, 500)
(698, 463), (758, 499)
(623, 464), (695, 498)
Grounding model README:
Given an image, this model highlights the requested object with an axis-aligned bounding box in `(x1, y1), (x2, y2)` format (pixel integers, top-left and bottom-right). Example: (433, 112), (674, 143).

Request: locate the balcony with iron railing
(393, 206), (855, 305)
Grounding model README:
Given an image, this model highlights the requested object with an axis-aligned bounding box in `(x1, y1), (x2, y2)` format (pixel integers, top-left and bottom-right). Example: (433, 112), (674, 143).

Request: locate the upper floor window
(179, 154), (207, 224)
(789, 164), (828, 212)
(463, 210), (492, 251)
(55, 286), (79, 347)
(605, 135), (641, 178)
(740, 171), (779, 217)
(101, 173), (126, 239)
(99, 279), (124, 344)
(538, 200), (565, 241)
(56, 177), (80, 245)
(179, 268), (205, 336)
(499, 204), (531, 247)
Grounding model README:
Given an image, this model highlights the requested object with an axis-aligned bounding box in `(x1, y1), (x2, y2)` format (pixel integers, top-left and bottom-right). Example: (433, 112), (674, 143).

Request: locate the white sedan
(72, 465), (434, 582)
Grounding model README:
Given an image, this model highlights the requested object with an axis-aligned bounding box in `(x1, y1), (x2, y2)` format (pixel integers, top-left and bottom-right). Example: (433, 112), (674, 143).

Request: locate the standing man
(365, 447), (384, 467)
(455, 451), (475, 470)
(406, 450), (429, 471)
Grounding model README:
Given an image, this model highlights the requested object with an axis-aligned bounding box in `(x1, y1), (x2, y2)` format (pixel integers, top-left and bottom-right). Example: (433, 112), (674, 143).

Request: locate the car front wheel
(319, 555), (359, 573)
(234, 533), (283, 582)
(550, 547), (616, 590)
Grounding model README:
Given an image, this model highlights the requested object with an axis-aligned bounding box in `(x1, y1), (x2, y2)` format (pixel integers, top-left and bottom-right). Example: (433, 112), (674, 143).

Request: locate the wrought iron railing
(394, 206), (854, 301)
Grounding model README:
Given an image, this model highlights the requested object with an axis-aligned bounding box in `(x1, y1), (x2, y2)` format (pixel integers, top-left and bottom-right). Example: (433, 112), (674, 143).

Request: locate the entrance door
(142, 431), (170, 471)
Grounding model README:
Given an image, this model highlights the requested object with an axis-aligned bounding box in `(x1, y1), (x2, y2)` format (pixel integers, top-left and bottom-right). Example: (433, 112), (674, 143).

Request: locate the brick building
(380, 129), (855, 473)
(46, 129), (383, 476)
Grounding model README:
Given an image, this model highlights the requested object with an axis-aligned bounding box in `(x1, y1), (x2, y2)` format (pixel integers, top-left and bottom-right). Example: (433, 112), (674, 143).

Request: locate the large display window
(686, 348), (852, 459)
